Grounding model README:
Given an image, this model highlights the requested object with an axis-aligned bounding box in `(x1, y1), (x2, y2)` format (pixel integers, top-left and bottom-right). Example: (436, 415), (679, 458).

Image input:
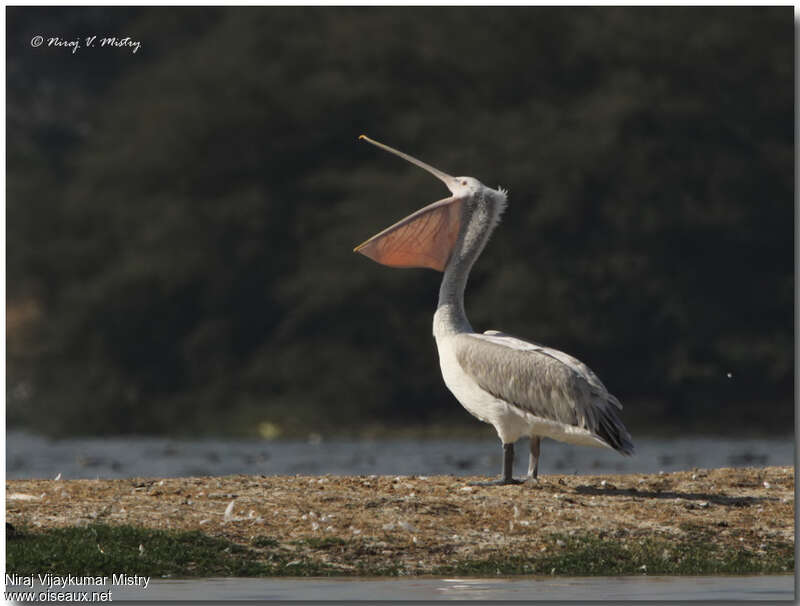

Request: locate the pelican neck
(433, 262), (473, 337)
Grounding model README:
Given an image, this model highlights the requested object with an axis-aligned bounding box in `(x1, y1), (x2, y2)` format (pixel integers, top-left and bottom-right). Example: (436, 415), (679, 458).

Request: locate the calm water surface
(8, 575), (794, 601)
(6, 430), (793, 480)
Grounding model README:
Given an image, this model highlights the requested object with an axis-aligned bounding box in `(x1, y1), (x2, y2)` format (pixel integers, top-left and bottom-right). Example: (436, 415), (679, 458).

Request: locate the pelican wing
(480, 330), (622, 409)
(453, 331), (634, 454)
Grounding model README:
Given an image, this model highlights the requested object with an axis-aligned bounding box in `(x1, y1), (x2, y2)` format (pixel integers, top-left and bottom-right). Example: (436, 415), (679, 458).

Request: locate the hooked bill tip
(353, 238), (368, 252)
(358, 134), (367, 141)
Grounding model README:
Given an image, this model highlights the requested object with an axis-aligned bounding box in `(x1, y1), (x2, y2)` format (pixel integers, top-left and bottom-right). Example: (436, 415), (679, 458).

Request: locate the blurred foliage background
(7, 7), (793, 438)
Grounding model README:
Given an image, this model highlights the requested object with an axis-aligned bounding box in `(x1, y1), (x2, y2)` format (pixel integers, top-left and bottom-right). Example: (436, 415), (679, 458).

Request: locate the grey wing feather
(482, 331), (622, 409)
(454, 331), (633, 454)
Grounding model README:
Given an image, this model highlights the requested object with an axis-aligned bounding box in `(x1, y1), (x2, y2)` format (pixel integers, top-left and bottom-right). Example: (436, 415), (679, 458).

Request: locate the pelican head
(354, 135), (507, 272)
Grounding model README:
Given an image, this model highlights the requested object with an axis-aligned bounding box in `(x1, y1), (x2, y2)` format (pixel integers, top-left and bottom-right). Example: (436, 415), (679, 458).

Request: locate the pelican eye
(461, 180), (467, 186)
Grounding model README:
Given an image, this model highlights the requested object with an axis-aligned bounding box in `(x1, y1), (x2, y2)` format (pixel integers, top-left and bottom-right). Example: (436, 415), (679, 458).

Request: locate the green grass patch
(6, 524), (337, 577)
(250, 535), (279, 548)
(7, 525), (794, 577)
(432, 533), (795, 576)
(293, 536), (347, 550)
(7, 524), (267, 577)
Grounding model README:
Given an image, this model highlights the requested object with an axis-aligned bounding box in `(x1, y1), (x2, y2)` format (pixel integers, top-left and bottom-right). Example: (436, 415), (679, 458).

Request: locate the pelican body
(355, 135), (633, 484)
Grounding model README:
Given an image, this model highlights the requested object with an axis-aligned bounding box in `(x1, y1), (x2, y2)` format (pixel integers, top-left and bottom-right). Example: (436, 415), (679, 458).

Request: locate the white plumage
(355, 136), (633, 484)
(435, 331), (632, 450)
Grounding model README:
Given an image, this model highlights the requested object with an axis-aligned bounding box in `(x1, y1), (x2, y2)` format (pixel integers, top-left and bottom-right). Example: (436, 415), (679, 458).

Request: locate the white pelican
(355, 135), (634, 485)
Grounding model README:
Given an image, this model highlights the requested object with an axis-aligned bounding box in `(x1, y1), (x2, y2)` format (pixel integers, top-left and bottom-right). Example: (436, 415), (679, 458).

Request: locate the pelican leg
(469, 443), (523, 486)
(502, 442), (516, 483)
(528, 436), (541, 480)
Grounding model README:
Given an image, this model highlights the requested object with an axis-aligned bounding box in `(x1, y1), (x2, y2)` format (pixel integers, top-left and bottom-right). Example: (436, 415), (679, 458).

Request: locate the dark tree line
(7, 7), (793, 437)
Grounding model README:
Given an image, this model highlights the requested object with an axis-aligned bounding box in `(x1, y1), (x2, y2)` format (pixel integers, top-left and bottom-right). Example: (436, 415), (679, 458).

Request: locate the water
(6, 575), (794, 601)
(6, 430), (793, 480)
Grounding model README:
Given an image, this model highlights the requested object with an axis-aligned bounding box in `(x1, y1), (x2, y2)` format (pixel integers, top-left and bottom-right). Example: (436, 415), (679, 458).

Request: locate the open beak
(358, 135), (461, 193)
(354, 136), (464, 272)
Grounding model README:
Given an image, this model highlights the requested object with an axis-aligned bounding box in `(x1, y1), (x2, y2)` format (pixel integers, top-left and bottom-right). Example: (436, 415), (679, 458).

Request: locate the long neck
(434, 256), (473, 336)
(433, 192), (502, 338)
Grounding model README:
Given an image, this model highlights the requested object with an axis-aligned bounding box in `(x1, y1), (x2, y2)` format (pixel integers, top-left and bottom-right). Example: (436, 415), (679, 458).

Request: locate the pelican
(354, 135), (634, 485)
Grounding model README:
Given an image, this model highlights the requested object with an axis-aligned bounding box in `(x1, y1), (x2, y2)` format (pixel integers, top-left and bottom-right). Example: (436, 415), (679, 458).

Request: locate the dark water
(6, 430), (793, 480)
(6, 575), (794, 601)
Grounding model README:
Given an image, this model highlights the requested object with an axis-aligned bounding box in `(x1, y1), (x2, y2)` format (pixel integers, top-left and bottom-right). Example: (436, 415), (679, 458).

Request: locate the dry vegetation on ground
(7, 466), (794, 575)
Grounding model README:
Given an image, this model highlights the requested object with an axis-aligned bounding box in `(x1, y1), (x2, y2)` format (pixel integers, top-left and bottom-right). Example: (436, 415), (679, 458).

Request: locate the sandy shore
(7, 466), (794, 574)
